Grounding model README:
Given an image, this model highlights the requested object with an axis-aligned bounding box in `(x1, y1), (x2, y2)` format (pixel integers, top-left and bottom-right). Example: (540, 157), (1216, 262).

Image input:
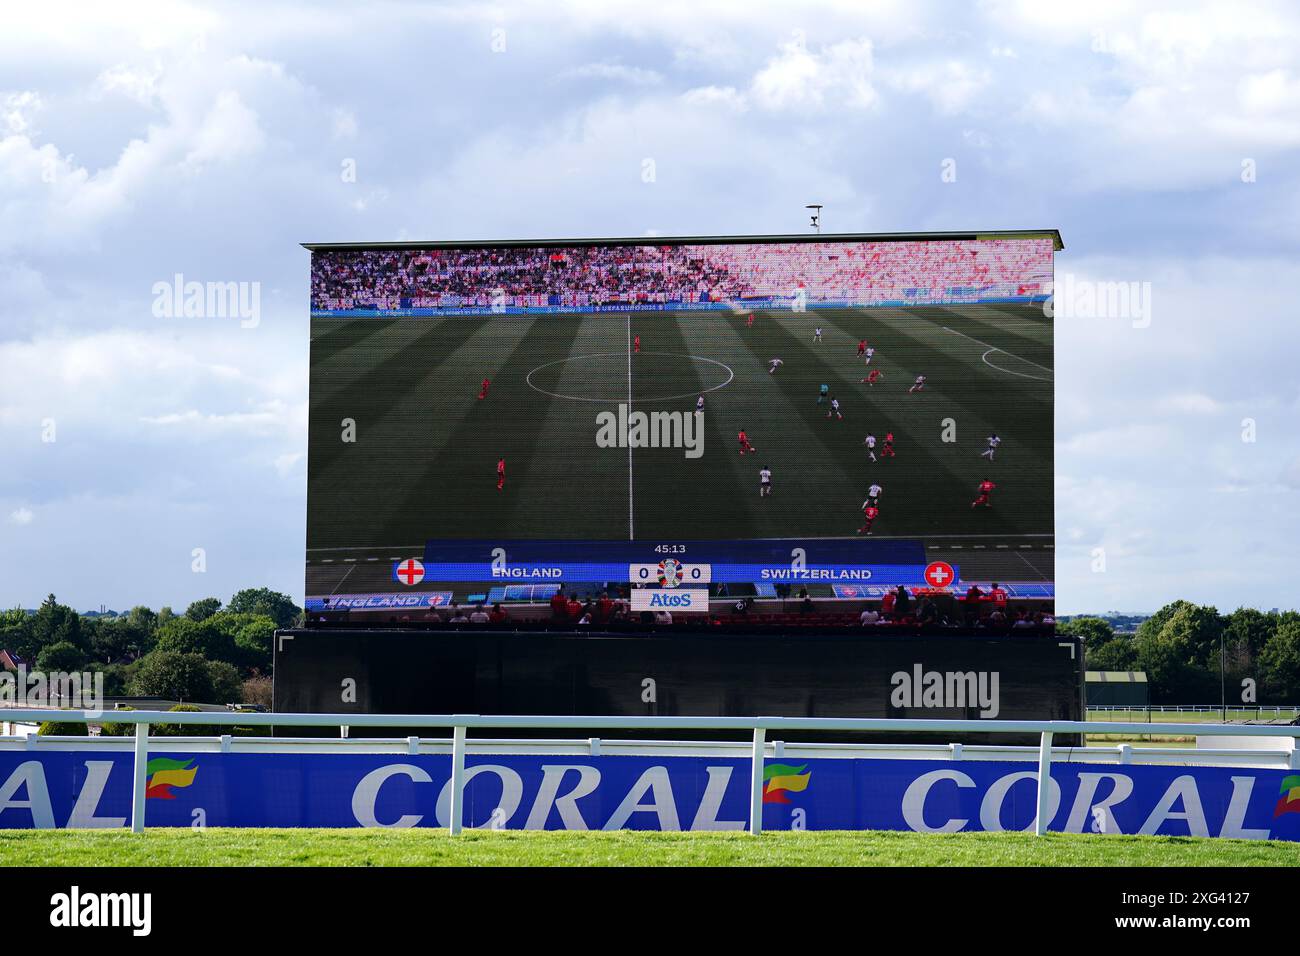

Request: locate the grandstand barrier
(310, 293), (1051, 320)
(5, 710), (1300, 839)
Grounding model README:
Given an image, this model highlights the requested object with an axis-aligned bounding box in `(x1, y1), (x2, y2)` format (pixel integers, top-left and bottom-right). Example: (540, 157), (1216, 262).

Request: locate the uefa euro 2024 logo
(657, 558), (685, 588)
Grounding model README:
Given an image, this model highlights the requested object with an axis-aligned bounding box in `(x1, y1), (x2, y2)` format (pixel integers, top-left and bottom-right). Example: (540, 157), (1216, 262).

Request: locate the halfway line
(627, 314), (634, 541)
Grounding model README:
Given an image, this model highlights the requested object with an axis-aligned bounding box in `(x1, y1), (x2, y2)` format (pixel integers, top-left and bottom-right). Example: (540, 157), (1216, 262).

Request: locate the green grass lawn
(2, 828), (1295, 867)
(1087, 709), (1300, 723)
(1083, 710), (1300, 745)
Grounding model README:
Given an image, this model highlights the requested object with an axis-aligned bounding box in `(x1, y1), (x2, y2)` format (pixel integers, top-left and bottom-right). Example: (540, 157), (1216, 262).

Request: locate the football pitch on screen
(306, 303), (1052, 550)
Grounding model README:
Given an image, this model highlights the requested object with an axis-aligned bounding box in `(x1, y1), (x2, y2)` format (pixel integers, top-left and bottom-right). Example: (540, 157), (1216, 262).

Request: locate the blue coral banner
(2, 749), (1298, 839)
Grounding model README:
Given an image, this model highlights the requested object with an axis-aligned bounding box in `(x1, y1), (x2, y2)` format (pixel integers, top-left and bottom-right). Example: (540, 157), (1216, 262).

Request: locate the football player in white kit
(863, 346), (875, 365)
(759, 465), (772, 497)
(768, 358), (784, 374)
(827, 395), (843, 420)
(909, 375), (927, 394)
(981, 433), (1001, 460)
(864, 433), (878, 462)
(813, 327), (823, 342)
(866, 482), (883, 507)
(696, 394), (705, 414)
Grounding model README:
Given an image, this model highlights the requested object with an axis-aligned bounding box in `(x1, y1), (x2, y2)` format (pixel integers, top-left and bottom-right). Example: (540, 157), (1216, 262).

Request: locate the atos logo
(649, 593), (696, 608)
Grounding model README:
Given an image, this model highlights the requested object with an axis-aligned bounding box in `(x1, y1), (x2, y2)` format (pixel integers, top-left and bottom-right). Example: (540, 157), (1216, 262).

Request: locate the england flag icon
(393, 558), (425, 586)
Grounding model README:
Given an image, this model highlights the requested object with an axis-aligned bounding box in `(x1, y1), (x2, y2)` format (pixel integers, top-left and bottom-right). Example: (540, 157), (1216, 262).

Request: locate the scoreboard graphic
(410, 538), (938, 587)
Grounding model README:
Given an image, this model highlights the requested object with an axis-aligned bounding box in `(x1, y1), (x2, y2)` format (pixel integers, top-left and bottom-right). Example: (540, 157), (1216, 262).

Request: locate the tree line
(0, 588), (300, 707)
(1061, 602), (1300, 703)
(8, 592), (1298, 706)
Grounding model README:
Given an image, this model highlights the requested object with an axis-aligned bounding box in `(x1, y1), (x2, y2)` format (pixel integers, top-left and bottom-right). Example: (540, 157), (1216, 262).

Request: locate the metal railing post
(449, 724), (467, 835)
(749, 726), (766, 835)
(131, 721), (149, 833)
(1034, 730), (1053, 836)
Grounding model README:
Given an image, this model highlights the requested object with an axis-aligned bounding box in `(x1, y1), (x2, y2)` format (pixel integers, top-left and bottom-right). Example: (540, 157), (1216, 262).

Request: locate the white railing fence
(1088, 705), (1299, 717)
(5, 709), (1300, 836)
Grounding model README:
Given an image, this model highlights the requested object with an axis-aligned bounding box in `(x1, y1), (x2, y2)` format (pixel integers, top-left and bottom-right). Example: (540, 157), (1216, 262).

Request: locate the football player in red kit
(857, 339), (867, 357)
(633, 334), (641, 353)
(858, 504), (880, 535)
(746, 314), (754, 328)
(860, 368), (883, 385)
(478, 378), (491, 400)
(971, 479), (996, 508)
(496, 458), (506, 491)
(738, 429), (756, 455)
(881, 431), (896, 458)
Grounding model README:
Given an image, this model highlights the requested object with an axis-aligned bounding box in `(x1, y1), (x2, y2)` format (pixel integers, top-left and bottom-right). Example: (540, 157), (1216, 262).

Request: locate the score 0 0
(628, 562), (712, 587)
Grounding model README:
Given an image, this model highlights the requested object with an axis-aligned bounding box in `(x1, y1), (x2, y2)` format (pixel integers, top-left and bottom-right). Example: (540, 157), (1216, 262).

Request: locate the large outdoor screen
(305, 233), (1057, 616)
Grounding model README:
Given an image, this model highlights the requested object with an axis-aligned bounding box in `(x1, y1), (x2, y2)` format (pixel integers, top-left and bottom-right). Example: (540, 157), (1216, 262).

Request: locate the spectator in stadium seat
(488, 602), (508, 625)
(917, 597), (939, 627)
(963, 584), (984, 626)
(799, 593), (816, 615)
(596, 591), (614, 624)
(881, 589), (897, 619)
(893, 585), (912, 619)
(653, 609), (673, 625)
(989, 582), (1008, 609)
(469, 604), (490, 624)
(550, 586), (569, 619)
(448, 603), (470, 624)
(859, 606), (881, 626)
(566, 593), (584, 620)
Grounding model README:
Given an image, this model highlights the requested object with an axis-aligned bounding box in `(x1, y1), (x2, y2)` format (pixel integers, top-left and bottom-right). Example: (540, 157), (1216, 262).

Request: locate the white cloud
(751, 38), (877, 112)
(1, 92), (42, 135)
(680, 86), (748, 111)
(1154, 392), (1222, 415)
(274, 451), (305, 478)
(564, 62), (663, 86)
(9, 507), (34, 526)
(883, 61), (991, 114)
(93, 63), (164, 106)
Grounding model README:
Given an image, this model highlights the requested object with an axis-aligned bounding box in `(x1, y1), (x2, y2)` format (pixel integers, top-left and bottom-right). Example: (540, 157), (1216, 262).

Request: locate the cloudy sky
(2, 0), (1298, 615)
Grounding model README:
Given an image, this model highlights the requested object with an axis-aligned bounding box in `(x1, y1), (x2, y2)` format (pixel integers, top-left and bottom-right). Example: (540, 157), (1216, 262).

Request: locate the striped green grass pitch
(306, 303), (1052, 550)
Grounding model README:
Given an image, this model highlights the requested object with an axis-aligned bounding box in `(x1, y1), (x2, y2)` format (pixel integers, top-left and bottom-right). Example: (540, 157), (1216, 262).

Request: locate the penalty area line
(942, 326), (1054, 380)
